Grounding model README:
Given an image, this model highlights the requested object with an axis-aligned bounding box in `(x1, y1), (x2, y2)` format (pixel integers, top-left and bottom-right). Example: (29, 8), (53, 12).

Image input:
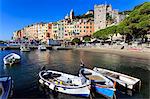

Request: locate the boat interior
(42, 72), (86, 87)
(81, 69), (106, 83)
(97, 69), (139, 84)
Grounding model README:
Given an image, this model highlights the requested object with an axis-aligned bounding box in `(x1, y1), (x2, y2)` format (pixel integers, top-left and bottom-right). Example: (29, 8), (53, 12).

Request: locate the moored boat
(0, 76), (13, 99)
(39, 70), (91, 97)
(20, 44), (30, 52)
(93, 67), (141, 92)
(79, 68), (116, 98)
(38, 45), (47, 51)
(3, 53), (21, 65)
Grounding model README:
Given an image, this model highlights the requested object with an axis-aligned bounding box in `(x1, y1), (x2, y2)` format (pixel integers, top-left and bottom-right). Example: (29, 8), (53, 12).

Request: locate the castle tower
(94, 4), (107, 32)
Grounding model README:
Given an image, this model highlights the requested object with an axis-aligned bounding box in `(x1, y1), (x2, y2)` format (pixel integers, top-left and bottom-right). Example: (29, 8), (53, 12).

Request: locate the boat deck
(47, 78), (77, 87)
(86, 75), (104, 81)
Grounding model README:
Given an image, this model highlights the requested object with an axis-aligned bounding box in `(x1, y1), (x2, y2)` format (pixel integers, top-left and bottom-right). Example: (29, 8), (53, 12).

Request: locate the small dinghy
(79, 68), (116, 98)
(0, 76), (13, 99)
(39, 70), (91, 97)
(93, 67), (141, 92)
(20, 44), (30, 52)
(3, 53), (21, 65)
(38, 45), (46, 51)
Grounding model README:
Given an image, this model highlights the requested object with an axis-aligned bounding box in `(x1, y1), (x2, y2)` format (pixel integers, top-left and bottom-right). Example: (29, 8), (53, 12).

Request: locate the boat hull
(39, 79), (90, 97)
(0, 76), (13, 99)
(79, 68), (115, 98)
(4, 59), (20, 65)
(93, 67), (141, 92)
(38, 45), (47, 51)
(20, 45), (30, 52)
(3, 53), (21, 65)
(95, 85), (115, 98)
(39, 70), (91, 97)
(56, 85), (90, 97)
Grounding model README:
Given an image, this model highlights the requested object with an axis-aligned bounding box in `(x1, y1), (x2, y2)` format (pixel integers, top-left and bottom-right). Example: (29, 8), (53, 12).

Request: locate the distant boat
(0, 76), (13, 99)
(79, 68), (116, 98)
(3, 53), (21, 65)
(93, 67), (141, 92)
(39, 70), (90, 97)
(38, 45), (47, 51)
(20, 44), (30, 52)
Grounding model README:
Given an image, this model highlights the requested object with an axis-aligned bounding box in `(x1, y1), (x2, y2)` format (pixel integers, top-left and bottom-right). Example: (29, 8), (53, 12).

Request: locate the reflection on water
(0, 49), (149, 98)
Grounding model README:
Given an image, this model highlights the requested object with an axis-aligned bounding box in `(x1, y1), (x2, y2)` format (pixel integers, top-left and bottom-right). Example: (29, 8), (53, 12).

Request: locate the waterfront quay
(0, 45), (52, 50)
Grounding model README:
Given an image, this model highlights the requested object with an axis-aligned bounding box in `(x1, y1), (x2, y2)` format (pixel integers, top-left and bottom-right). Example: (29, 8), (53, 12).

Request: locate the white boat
(39, 70), (90, 97)
(79, 68), (116, 98)
(0, 76), (13, 99)
(38, 45), (47, 51)
(20, 44), (30, 52)
(3, 53), (21, 65)
(93, 67), (141, 91)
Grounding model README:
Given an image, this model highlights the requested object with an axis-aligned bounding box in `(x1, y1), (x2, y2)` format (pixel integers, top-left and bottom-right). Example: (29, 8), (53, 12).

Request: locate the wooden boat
(3, 53), (21, 65)
(93, 67), (141, 91)
(20, 44), (30, 52)
(39, 70), (90, 97)
(79, 68), (116, 98)
(38, 45), (47, 51)
(0, 76), (13, 99)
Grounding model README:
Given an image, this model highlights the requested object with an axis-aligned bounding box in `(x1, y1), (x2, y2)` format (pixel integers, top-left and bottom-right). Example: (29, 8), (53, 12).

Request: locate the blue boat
(0, 76), (13, 99)
(79, 68), (116, 98)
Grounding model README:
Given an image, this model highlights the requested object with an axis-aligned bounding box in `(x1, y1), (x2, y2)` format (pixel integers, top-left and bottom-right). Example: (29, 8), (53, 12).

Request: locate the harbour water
(0, 49), (149, 99)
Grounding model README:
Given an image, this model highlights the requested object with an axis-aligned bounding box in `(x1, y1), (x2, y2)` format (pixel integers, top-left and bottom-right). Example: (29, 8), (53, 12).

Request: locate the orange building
(74, 19), (94, 38)
(47, 23), (52, 39)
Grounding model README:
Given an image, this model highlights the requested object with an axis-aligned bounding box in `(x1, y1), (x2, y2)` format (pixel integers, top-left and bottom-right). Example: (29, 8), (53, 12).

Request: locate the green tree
(83, 36), (91, 42)
(106, 26), (118, 43)
(118, 2), (150, 42)
(93, 29), (109, 41)
(72, 38), (81, 44)
(93, 26), (118, 43)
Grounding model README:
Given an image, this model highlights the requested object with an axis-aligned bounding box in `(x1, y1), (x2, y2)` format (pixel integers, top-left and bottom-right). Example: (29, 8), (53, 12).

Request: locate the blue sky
(0, 0), (149, 40)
